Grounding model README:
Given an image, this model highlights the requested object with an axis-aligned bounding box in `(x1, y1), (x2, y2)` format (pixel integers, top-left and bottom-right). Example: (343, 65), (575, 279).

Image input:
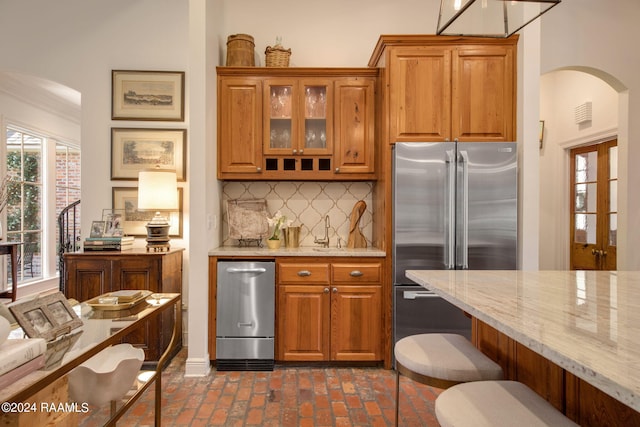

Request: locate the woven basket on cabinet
(265, 45), (291, 67)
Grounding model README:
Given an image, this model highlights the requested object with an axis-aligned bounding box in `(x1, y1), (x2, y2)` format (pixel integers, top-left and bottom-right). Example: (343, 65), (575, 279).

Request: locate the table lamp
(137, 167), (178, 251)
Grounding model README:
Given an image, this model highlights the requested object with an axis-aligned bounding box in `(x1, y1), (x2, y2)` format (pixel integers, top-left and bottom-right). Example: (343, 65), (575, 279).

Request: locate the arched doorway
(539, 68), (627, 270)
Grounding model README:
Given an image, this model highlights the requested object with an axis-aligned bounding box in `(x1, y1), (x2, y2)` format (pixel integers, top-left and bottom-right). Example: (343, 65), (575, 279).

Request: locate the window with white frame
(4, 125), (80, 285)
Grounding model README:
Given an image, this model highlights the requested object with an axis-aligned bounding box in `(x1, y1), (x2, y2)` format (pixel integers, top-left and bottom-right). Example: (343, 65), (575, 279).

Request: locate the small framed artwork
(111, 128), (186, 181)
(112, 187), (183, 237)
(101, 209), (125, 237)
(112, 70), (185, 121)
(90, 221), (106, 238)
(9, 292), (83, 341)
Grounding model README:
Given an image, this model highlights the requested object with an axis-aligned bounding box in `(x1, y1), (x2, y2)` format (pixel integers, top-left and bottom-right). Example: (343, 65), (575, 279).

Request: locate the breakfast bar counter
(406, 270), (640, 419)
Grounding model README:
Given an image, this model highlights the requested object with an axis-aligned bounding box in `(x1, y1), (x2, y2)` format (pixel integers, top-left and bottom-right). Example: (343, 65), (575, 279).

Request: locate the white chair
(394, 333), (503, 426)
(436, 380), (579, 426)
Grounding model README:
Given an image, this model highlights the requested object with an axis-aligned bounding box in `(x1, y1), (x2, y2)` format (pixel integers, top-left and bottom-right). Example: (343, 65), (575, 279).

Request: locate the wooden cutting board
(347, 200), (367, 248)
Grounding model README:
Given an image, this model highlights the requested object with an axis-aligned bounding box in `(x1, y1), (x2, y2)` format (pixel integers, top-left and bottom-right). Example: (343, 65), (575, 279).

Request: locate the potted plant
(266, 211), (291, 249)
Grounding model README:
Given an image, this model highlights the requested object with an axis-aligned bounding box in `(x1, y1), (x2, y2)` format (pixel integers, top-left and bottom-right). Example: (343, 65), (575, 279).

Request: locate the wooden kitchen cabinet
(276, 258), (383, 362)
(217, 77), (263, 175)
(263, 77), (333, 157)
(334, 77), (376, 175)
(369, 35), (517, 143)
(217, 67), (378, 180)
(63, 248), (183, 363)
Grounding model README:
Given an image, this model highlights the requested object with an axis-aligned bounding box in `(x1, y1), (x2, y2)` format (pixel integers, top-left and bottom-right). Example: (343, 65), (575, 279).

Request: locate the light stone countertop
(405, 270), (640, 412)
(209, 246), (386, 257)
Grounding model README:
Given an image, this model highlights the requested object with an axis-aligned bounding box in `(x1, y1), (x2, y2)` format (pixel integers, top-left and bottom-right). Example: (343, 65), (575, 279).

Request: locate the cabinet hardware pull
(324, 287), (329, 293)
(256, 167), (262, 172)
(299, 149), (304, 154)
(332, 288), (338, 293)
(297, 270), (311, 277)
(335, 167), (340, 173)
(292, 149), (298, 154)
(350, 270), (363, 277)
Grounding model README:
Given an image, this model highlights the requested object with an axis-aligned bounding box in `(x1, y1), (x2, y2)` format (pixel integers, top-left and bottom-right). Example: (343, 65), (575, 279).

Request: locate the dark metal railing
(58, 199), (81, 294)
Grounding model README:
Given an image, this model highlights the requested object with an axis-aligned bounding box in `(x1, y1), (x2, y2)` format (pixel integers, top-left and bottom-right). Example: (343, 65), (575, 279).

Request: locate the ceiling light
(437, 0), (561, 38)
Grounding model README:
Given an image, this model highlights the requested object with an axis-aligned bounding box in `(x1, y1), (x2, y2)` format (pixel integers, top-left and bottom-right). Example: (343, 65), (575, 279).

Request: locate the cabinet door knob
(297, 270), (311, 277)
(298, 149), (304, 155)
(335, 167), (340, 173)
(292, 149), (298, 154)
(256, 167), (262, 172)
(332, 287), (338, 293)
(324, 287), (329, 293)
(350, 270), (363, 277)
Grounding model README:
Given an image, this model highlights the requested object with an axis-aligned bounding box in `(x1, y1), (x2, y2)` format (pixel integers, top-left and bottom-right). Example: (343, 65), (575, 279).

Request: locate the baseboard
(184, 355), (211, 377)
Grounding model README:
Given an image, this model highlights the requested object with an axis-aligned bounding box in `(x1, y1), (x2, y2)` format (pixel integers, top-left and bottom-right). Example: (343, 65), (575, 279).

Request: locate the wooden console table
(0, 293), (180, 426)
(0, 242), (21, 301)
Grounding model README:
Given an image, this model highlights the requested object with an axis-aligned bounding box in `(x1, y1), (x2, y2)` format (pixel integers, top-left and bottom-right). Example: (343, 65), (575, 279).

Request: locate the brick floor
(77, 348), (442, 426)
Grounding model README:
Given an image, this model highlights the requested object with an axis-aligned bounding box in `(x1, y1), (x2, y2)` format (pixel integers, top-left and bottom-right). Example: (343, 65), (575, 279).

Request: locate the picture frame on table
(101, 209), (125, 237)
(9, 292), (82, 342)
(111, 128), (186, 181)
(111, 70), (185, 121)
(112, 187), (183, 237)
(90, 220), (106, 238)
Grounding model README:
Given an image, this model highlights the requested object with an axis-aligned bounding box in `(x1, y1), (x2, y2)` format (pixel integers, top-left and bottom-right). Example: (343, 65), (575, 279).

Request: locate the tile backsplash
(221, 181), (374, 247)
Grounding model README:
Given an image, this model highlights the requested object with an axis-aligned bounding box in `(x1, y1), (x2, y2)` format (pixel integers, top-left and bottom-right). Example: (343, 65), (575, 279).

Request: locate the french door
(570, 139), (617, 270)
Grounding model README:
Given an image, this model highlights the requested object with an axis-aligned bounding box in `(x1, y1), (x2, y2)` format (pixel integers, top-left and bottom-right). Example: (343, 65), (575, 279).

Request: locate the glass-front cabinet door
(264, 78), (332, 156)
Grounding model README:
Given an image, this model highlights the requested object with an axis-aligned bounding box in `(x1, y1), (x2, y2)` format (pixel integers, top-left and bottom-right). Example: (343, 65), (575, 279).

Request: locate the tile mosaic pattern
(221, 181), (374, 248)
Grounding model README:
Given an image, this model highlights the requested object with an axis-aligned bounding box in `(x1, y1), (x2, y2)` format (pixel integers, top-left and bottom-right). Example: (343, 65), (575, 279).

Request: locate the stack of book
(83, 236), (134, 251)
(0, 338), (47, 388)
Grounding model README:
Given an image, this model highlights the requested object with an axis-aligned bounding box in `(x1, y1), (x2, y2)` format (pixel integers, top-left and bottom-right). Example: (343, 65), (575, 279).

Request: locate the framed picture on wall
(111, 70), (185, 121)
(112, 187), (183, 237)
(111, 128), (186, 181)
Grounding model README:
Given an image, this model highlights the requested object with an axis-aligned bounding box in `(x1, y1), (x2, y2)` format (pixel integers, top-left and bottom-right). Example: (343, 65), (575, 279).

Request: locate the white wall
(220, 0), (438, 67)
(539, 71), (618, 269)
(0, 0), (190, 241)
(540, 0), (640, 269)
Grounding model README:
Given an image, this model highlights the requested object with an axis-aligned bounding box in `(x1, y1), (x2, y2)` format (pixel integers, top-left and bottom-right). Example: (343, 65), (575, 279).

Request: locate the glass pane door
(304, 85), (327, 150)
(570, 139), (617, 270)
(268, 85), (292, 150)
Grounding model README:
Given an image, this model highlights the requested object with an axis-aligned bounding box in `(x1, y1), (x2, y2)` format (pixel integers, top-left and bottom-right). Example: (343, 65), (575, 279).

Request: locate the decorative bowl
(68, 343), (145, 407)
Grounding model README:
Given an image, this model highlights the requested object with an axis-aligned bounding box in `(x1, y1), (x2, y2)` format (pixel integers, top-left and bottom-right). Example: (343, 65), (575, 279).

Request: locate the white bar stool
(435, 380), (579, 426)
(394, 333), (503, 426)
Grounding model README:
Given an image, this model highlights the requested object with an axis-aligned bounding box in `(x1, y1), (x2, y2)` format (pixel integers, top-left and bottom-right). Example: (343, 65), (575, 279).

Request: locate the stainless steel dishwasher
(216, 260), (275, 371)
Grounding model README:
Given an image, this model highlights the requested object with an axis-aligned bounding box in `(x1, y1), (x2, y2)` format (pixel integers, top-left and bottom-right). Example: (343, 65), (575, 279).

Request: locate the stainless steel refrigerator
(393, 142), (517, 344)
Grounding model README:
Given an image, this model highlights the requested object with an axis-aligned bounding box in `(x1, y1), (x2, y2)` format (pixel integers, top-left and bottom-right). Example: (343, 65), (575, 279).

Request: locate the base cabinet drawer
(278, 262), (330, 284)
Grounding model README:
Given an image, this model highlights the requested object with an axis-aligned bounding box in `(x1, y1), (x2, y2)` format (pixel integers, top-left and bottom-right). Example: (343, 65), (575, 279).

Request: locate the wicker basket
(265, 45), (291, 67)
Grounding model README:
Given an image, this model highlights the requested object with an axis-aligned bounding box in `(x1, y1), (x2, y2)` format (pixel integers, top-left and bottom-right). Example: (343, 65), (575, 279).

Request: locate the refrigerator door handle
(445, 149), (456, 269)
(459, 150), (469, 269)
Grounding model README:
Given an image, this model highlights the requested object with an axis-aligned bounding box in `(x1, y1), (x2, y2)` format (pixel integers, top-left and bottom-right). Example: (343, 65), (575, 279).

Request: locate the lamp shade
(137, 169), (178, 211)
(437, 0), (561, 38)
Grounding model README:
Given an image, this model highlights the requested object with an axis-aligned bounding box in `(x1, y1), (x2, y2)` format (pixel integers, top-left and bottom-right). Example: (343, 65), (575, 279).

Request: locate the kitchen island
(406, 270), (640, 425)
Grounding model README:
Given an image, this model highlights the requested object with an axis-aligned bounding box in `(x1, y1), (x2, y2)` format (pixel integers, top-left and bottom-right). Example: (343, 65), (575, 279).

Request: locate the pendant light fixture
(437, 0), (561, 38)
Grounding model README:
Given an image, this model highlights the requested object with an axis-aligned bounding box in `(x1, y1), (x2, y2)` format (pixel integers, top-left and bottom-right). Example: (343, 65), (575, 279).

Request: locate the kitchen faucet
(314, 215), (330, 248)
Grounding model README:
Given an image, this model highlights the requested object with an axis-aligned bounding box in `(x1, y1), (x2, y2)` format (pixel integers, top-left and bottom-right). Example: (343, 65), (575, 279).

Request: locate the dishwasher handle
(226, 267), (267, 274)
(403, 290), (439, 300)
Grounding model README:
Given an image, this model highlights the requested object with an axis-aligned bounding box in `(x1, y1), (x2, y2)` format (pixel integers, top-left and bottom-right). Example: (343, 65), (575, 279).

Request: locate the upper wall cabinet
(218, 77), (263, 175)
(369, 35), (518, 143)
(217, 67), (378, 181)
